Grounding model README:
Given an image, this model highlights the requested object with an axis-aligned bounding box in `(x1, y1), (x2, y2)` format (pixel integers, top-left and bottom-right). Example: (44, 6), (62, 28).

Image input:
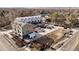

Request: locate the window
(18, 30), (21, 33)
(15, 32), (18, 35)
(18, 34), (21, 37)
(15, 28), (16, 31)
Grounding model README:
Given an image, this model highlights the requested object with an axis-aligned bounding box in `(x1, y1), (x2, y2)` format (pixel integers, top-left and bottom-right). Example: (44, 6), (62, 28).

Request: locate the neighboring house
(12, 15), (42, 39)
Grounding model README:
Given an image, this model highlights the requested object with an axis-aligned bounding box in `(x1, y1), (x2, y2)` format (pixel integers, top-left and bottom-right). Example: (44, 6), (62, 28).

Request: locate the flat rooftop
(24, 26), (64, 41)
(38, 26), (62, 36)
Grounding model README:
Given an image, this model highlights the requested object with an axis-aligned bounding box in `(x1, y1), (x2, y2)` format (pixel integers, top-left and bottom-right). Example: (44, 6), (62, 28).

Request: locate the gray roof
(14, 15), (42, 26)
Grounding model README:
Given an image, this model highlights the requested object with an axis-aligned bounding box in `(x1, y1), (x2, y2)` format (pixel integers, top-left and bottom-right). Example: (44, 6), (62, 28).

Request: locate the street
(0, 30), (18, 51)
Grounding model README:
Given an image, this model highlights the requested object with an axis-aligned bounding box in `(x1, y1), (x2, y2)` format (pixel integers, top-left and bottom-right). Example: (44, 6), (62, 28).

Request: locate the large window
(18, 34), (21, 37)
(17, 29), (21, 34)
